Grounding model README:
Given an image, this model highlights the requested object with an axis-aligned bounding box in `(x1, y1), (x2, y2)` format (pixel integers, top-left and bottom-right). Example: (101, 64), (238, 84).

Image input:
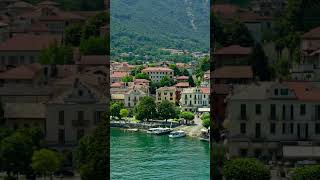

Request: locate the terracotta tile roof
(285, 81), (320, 101)
(8, 1), (35, 8)
(141, 67), (174, 72)
(200, 87), (210, 94)
(175, 82), (190, 87)
(157, 86), (176, 91)
(0, 63), (42, 80)
(111, 82), (123, 88)
(20, 6), (85, 21)
(214, 45), (252, 55)
(213, 66), (253, 79)
(134, 79), (149, 83)
(302, 26), (320, 39)
(176, 76), (189, 80)
(111, 71), (128, 78)
(77, 55), (109, 65)
(38, 1), (60, 6)
(0, 34), (61, 51)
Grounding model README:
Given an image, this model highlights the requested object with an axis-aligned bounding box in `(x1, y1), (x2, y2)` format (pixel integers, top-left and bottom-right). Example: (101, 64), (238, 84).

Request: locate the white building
(179, 87), (210, 112)
(124, 86), (147, 108)
(226, 81), (320, 160)
(141, 67), (174, 82)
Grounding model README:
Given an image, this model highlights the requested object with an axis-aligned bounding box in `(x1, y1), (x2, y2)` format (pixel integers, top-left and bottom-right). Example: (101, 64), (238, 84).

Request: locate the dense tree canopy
(134, 96), (157, 121)
(222, 158), (270, 180)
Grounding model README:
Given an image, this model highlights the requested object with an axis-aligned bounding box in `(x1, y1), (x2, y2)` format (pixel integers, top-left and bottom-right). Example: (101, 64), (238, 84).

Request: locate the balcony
(72, 120), (90, 127)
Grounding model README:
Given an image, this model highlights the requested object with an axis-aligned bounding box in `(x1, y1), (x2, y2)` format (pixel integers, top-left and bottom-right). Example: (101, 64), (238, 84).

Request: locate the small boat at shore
(126, 128), (139, 132)
(199, 137), (210, 142)
(147, 128), (172, 135)
(169, 131), (186, 138)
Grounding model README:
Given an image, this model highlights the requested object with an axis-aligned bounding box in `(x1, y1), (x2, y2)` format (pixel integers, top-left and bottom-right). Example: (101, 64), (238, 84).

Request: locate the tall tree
(134, 96), (157, 121)
(249, 43), (271, 81)
(31, 149), (62, 179)
(157, 100), (176, 122)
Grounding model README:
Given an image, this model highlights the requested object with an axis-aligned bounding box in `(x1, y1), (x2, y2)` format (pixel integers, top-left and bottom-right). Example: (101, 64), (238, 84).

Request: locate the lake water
(111, 128), (210, 180)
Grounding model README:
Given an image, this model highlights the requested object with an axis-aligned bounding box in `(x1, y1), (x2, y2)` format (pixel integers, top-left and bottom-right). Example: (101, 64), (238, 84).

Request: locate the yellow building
(156, 86), (176, 104)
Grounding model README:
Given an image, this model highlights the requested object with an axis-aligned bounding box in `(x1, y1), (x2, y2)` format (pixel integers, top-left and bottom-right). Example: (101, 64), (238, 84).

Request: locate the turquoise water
(111, 128), (210, 180)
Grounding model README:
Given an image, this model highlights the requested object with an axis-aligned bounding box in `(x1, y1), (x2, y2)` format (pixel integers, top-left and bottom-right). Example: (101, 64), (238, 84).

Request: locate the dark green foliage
(248, 43), (271, 81)
(121, 75), (133, 82)
(223, 20), (254, 47)
(292, 165), (320, 180)
(64, 24), (82, 46)
(110, 102), (122, 119)
(74, 118), (109, 180)
(134, 96), (157, 121)
(39, 43), (73, 65)
(80, 36), (109, 55)
(82, 12), (109, 41)
(188, 75), (195, 87)
(157, 100), (177, 121)
(0, 132), (33, 176)
(160, 76), (175, 87)
(222, 158), (270, 180)
(111, 0), (210, 57)
(135, 73), (149, 80)
(194, 56), (210, 78)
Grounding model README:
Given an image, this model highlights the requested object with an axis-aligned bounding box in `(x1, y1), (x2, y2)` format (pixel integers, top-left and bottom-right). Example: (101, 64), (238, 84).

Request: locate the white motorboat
(147, 128), (172, 135)
(169, 130), (186, 138)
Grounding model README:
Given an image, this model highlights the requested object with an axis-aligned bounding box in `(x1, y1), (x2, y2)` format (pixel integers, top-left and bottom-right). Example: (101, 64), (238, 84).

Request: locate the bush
(222, 158), (270, 180)
(292, 165), (320, 180)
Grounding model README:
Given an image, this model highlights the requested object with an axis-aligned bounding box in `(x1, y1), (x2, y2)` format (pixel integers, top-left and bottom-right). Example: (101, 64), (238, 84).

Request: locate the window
(255, 123), (261, 138)
(78, 111), (84, 121)
(282, 123), (286, 134)
(274, 89), (278, 95)
(240, 104), (247, 120)
(78, 90), (83, 96)
(59, 111), (64, 125)
(316, 124), (320, 134)
(270, 104), (276, 120)
(19, 56), (24, 64)
(300, 104), (306, 115)
(77, 129), (85, 141)
(280, 89), (289, 95)
(315, 105), (320, 120)
(282, 105), (286, 120)
(254, 149), (262, 158)
(94, 111), (103, 124)
(255, 104), (261, 115)
(240, 149), (247, 157)
(290, 105), (294, 120)
(58, 129), (65, 144)
(270, 123), (276, 134)
(290, 123), (294, 134)
(240, 123), (246, 134)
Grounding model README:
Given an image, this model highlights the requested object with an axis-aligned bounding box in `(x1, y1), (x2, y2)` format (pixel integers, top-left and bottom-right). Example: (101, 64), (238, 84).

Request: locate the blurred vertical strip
(210, 0), (223, 180)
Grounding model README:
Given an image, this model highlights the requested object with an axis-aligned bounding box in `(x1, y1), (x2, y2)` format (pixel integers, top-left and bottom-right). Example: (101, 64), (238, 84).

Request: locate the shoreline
(111, 121), (209, 141)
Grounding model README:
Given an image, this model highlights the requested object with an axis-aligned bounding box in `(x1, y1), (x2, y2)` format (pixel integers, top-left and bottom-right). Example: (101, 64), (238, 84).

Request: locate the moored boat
(147, 128), (172, 135)
(169, 130), (186, 138)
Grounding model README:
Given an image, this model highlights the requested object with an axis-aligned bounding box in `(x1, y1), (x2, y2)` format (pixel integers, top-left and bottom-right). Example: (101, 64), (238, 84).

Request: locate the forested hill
(111, 0), (210, 56)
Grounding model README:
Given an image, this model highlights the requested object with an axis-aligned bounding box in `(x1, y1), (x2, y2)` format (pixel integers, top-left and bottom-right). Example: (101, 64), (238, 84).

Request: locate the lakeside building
(213, 4), (273, 42)
(156, 86), (177, 104)
(124, 86), (147, 108)
(141, 67), (174, 82)
(0, 34), (61, 67)
(291, 26), (320, 81)
(213, 45), (252, 68)
(212, 66), (253, 84)
(180, 87), (209, 112)
(226, 81), (320, 160)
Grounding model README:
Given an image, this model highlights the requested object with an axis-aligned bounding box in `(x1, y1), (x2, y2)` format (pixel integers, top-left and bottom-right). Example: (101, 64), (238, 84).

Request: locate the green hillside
(111, 0), (210, 57)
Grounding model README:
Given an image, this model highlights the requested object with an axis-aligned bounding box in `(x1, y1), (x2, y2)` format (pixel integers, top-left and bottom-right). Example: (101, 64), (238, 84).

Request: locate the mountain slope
(111, 0), (210, 55)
